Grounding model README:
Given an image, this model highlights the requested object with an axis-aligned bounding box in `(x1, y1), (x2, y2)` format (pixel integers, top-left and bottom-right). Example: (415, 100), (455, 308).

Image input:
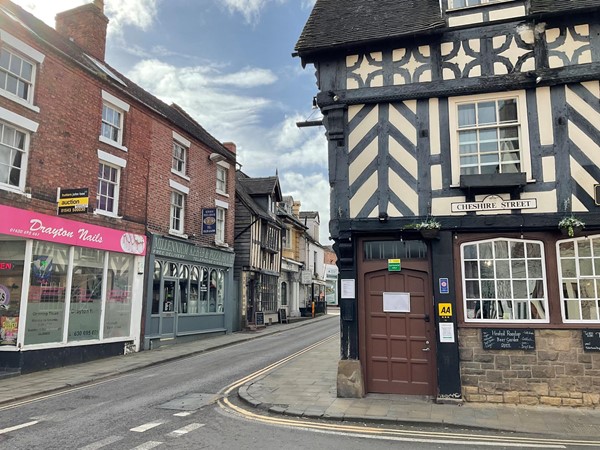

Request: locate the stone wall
(459, 329), (600, 407)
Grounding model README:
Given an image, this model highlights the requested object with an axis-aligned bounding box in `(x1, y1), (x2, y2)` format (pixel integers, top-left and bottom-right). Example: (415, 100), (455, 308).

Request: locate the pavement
(1, 312), (600, 441)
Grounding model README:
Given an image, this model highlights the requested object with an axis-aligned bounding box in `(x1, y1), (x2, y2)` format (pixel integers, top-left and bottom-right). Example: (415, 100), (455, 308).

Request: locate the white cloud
(10, 0), (158, 35)
(221, 0), (285, 25)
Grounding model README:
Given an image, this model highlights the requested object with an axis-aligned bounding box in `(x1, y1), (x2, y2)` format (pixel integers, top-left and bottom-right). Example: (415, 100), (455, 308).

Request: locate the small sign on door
(383, 292), (410, 312)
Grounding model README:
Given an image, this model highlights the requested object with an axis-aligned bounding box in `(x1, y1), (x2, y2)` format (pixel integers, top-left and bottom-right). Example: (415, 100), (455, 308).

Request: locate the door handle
(424, 314), (430, 322)
(422, 347), (431, 352)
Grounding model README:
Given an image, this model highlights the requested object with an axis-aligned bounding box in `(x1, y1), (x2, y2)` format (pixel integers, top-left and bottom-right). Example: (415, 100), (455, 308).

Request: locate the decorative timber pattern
(347, 53), (384, 89)
(565, 81), (600, 212)
(441, 39), (483, 80)
(348, 102), (421, 218)
(491, 30), (535, 74)
(393, 47), (433, 84)
(546, 25), (592, 69)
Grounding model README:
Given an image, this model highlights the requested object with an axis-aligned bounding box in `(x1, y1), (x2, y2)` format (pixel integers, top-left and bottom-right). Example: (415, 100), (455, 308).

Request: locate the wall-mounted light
(209, 153), (226, 163)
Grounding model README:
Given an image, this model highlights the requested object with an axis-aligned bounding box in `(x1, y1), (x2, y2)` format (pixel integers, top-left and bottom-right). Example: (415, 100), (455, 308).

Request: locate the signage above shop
(57, 188), (89, 215)
(0, 263), (13, 270)
(201, 208), (217, 235)
(451, 195), (537, 214)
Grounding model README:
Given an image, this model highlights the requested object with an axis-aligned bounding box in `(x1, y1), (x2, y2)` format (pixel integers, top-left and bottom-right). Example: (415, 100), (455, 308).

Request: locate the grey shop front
(143, 235), (236, 349)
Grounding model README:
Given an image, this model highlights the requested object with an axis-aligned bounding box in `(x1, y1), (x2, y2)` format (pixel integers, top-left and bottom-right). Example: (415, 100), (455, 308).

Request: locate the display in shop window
(0, 316), (18, 345)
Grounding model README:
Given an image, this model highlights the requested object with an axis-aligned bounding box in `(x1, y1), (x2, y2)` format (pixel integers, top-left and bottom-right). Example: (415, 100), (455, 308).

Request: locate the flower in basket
(558, 216), (585, 237)
(416, 218), (442, 230)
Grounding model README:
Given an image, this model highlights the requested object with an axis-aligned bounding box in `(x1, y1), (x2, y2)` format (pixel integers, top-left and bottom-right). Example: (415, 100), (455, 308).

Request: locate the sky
(11, 0), (331, 243)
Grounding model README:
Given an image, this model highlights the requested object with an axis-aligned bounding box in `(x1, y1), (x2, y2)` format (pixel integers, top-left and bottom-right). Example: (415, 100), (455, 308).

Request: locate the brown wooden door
(363, 268), (437, 395)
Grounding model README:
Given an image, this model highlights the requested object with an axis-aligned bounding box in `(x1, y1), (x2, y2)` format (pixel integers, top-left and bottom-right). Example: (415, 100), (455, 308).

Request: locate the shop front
(144, 235), (235, 348)
(0, 204), (146, 374)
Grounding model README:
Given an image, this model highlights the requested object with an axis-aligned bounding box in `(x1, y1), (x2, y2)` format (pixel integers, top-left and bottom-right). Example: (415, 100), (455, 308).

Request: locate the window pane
(559, 241), (575, 257)
(498, 99), (517, 123)
(579, 240), (592, 257)
(463, 244), (477, 259)
(526, 242), (541, 258)
(477, 101), (496, 125)
(561, 259), (576, 278)
(580, 258), (593, 276)
(458, 104), (476, 127)
(479, 242), (493, 259)
(497, 280), (511, 299)
(481, 280), (495, 298)
(495, 240), (509, 258)
(465, 280), (480, 299)
(513, 280), (527, 298)
(510, 241), (525, 258)
(464, 261), (478, 278)
(527, 260), (542, 278)
(495, 260), (510, 278)
(512, 260), (526, 278)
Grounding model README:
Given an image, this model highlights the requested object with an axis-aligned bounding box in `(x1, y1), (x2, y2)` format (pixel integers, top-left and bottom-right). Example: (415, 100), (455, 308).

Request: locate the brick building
(0, 0), (236, 373)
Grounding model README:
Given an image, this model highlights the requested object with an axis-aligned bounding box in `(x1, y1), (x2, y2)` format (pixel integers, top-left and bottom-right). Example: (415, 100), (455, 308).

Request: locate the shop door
(362, 267), (437, 395)
(160, 278), (177, 338)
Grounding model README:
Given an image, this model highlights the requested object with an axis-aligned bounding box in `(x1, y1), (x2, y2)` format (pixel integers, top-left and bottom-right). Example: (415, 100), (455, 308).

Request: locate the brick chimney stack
(223, 142), (237, 154)
(56, 1), (109, 61)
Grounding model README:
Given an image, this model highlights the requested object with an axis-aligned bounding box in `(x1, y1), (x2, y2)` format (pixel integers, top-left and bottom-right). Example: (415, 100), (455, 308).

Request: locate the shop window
(68, 248), (104, 342)
(178, 265), (189, 314)
(0, 120), (28, 191)
(25, 241), (70, 345)
(0, 239), (26, 346)
(188, 267), (199, 314)
(152, 261), (161, 315)
(461, 238), (548, 323)
(261, 274), (278, 313)
(199, 267), (209, 313)
(104, 253), (133, 337)
(558, 236), (600, 322)
(217, 270), (224, 313)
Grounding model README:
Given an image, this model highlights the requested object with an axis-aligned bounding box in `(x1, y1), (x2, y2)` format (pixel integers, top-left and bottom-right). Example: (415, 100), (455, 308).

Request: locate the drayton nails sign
(451, 195), (537, 213)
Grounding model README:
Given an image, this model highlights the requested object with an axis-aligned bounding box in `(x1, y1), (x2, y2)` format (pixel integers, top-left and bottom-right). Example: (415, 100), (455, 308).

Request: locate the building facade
(0, 0), (237, 372)
(296, 0), (600, 406)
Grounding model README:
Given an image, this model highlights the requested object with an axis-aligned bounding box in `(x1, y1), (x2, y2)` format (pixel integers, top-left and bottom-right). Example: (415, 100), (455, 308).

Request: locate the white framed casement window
(0, 119), (29, 192)
(449, 91), (531, 186)
(0, 30), (44, 111)
(283, 227), (292, 250)
(171, 131), (190, 179)
(557, 236), (600, 323)
(216, 162), (229, 195)
(96, 150), (126, 217)
(461, 238), (548, 323)
(99, 90), (129, 151)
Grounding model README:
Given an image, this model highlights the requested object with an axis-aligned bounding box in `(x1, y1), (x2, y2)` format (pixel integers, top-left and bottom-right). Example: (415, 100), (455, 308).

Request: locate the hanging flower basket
(415, 218), (441, 239)
(558, 216), (585, 238)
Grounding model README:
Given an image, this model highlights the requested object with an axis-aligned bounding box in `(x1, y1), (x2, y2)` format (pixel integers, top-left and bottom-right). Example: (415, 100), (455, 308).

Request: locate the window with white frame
(172, 141), (187, 175)
(0, 46), (33, 102)
(283, 227), (292, 249)
(558, 237), (600, 322)
(0, 31), (44, 108)
(450, 0), (510, 8)
(216, 165), (227, 194)
(216, 207), (225, 243)
(461, 238), (548, 322)
(170, 190), (185, 234)
(0, 120), (28, 190)
(96, 161), (120, 214)
(449, 91), (530, 185)
(100, 91), (129, 150)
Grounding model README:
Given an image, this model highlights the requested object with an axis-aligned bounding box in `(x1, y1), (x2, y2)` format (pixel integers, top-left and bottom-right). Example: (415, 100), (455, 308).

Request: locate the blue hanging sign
(202, 208), (217, 235)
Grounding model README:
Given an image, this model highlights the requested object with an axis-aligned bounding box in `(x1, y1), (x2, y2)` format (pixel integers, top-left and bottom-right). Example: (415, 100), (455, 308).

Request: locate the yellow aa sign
(438, 303), (452, 317)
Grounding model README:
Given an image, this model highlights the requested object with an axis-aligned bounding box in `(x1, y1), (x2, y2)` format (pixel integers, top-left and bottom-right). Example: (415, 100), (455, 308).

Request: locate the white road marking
(0, 420), (39, 435)
(169, 423), (205, 437)
(130, 442), (162, 450)
(79, 435), (124, 450)
(130, 422), (164, 433)
(173, 411), (194, 417)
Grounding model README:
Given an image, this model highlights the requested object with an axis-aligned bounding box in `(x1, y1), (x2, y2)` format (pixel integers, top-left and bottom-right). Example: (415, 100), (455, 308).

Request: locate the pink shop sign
(0, 205), (146, 255)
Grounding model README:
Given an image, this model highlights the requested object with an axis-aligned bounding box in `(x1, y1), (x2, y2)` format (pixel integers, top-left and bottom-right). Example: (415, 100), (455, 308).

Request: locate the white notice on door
(439, 322), (455, 343)
(383, 292), (410, 312)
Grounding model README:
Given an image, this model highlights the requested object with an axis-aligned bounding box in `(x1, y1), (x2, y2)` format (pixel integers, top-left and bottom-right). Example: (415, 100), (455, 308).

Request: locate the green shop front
(0, 205), (147, 374)
(144, 235), (236, 348)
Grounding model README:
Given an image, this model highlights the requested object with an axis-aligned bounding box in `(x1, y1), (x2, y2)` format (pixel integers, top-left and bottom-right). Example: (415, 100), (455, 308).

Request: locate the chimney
(55, 1), (109, 61)
(292, 201), (301, 218)
(223, 142), (237, 154)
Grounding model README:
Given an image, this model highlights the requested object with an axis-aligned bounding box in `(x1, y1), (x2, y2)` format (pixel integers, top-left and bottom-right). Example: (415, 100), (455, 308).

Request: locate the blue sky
(12, 0), (330, 243)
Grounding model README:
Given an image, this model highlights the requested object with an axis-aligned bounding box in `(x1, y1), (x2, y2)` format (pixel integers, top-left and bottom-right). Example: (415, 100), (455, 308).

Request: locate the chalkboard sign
(582, 329), (600, 352)
(255, 311), (265, 327)
(482, 328), (535, 350)
(278, 308), (288, 324)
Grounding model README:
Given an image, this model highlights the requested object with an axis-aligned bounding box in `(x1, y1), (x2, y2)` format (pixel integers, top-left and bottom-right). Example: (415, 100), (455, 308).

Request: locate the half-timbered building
(234, 173), (283, 327)
(296, 0), (600, 406)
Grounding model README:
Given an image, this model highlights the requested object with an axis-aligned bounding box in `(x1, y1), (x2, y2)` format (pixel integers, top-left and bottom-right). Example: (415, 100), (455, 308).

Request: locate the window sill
(0, 90), (40, 113)
(94, 209), (122, 219)
(99, 135), (128, 152)
(0, 185), (31, 198)
(169, 231), (188, 239)
(171, 168), (190, 181)
(215, 241), (229, 248)
(216, 190), (229, 198)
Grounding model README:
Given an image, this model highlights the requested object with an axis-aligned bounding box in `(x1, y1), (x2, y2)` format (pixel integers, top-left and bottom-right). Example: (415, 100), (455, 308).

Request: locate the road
(0, 316), (593, 449)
